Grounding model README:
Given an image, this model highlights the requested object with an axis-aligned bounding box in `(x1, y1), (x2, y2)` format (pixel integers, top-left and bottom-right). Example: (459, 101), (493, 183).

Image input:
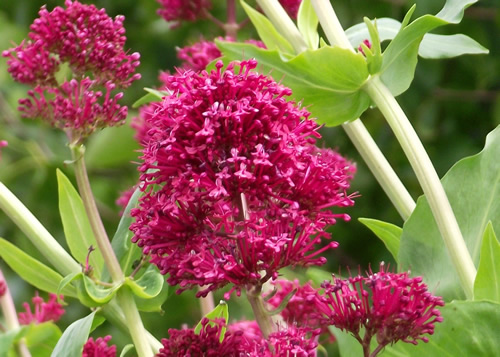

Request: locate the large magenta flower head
(157, 0), (212, 27)
(314, 263), (444, 354)
(18, 293), (65, 325)
(131, 59), (356, 297)
(3, 0), (140, 144)
(82, 336), (116, 357)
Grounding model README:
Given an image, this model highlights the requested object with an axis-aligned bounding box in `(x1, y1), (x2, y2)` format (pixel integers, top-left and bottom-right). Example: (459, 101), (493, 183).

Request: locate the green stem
(70, 145), (123, 283)
(70, 145), (153, 356)
(256, 0), (308, 53)
(116, 288), (154, 356)
(246, 285), (274, 338)
(310, 0), (353, 50)
(0, 269), (31, 357)
(363, 76), (476, 298)
(225, 0), (239, 38)
(342, 120), (415, 220)
(0, 182), (80, 276)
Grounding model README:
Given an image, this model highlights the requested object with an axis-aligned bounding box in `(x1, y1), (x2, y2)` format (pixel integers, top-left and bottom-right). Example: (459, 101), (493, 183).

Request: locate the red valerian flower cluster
(279, 0), (303, 19)
(157, 0), (212, 27)
(3, 0), (140, 144)
(18, 293), (65, 325)
(314, 263), (444, 350)
(82, 336), (116, 357)
(130, 59), (356, 298)
(156, 317), (319, 356)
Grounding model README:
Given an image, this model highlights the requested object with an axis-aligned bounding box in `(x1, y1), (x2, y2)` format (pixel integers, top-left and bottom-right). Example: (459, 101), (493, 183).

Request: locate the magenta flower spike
(82, 336), (117, 357)
(17, 293), (65, 325)
(131, 59), (356, 298)
(315, 263), (444, 355)
(157, 0), (212, 27)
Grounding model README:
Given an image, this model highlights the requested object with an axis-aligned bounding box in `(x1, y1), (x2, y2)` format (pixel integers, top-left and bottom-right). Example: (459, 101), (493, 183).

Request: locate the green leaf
(359, 218), (402, 262)
(134, 279), (170, 313)
(297, 0), (319, 50)
(57, 169), (104, 278)
(52, 311), (96, 357)
(399, 126), (500, 301)
(474, 223), (500, 302)
(132, 88), (169, 108)
(24, 322), (62, 357)
(0, 238), (76, 297)
(240, 0), (294, 54)
(419, 33), (488, 59)
(379, 300), (500, 356)
(125, 267), (163, 299)
(330, 326), (363, 357)
(194, 301), (229, 343)
(380, 0), (485, 95)
(108, 188), (142, 279)
(217, 41), (370, 126)
(82, 275), (121, 304)
(57, 272), (82, 297)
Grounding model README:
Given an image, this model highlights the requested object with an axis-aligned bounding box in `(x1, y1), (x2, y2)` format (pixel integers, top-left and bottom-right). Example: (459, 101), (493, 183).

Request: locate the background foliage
(0, 0), (498, 353)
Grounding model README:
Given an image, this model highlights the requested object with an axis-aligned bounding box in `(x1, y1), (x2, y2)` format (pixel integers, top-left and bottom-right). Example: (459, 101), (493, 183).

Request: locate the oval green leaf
(52, 311), (96, 357)
(0, 238), (76, 297)
(474, 223), (500, 302)
(82, 275), (121, 304)
(24, 322), (62, 357)
(194, 301), (229, 343)
(125, 268), (164, 299)
(57, 169), (104, 278)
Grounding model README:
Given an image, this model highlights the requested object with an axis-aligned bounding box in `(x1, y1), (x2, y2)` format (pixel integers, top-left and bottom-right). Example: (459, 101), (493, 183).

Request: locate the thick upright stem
(343, 120), (415, 220)
(0, 269), (31, 357)
(0, 182), (80, 276)
(71, 145), (123, 283)
(310, 0), (354, 50)
(363, 76), (476, 298)
(256, 0), (308, 53)
(246, 285), (274, 338)
(225, 0), (238, 38)
(116, 288), (154, 356)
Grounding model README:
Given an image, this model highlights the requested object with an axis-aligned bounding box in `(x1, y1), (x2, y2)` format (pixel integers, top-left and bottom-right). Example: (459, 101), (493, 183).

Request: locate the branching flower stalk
(310, 0), (476, 298)
(256, 0), (416, 220)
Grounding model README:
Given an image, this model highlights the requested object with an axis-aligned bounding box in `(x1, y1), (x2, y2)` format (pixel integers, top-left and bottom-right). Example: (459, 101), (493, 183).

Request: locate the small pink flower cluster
(3, 0), (140, 143)
(156, 317), (319, 356)
(130, 59), (356, 298)
(18, 293), (65, 325)
(314, 263), (444, 347)
(82, 336), (116, 357)
(157, 0), (212, 27)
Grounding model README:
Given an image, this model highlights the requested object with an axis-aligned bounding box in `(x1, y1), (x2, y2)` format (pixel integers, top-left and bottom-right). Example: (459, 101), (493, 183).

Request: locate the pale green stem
(246, 285), (274, 339)
(259, 0), (416, 220)
(198, 288), (215, 316)
(343, 120), (415, 220)
(363, 76), (476, 298)
(70, 145), (153, 356)
(116, 288), (154, 356)
(0, 269), (31, 357)
(256, 0), (308, 53)
(0, 182), (80, 276)
(310, 0), (354, 50)
(70, 145), (123, 283)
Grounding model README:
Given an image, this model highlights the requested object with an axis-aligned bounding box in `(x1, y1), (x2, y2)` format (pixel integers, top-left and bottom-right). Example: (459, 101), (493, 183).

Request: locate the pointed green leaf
(359, 218), (402, 262)
(297, 0), (319, 50)
(419, 33), (488, 58)
(119, 344), (135, 357)
(0, 238), (76, 297)
(194, 301), (229, 343)
(125, 267), (164, 299)
(57, 169), (104, 278)
(240, 0), (294, 54)
(134, 280), (170, 313)
(52, 311), (96, 357)
(379, 300), (500, 356)
(105, 188), (142, 281)
(474, 223), (500, 302)
(399, 126), (500, 300)
(132, 88), (170, 108)
(217, 41), (370, 126)
(82, 275), (121, 304)
(24, 322), (62, 357)
(57, 272), (82, 297)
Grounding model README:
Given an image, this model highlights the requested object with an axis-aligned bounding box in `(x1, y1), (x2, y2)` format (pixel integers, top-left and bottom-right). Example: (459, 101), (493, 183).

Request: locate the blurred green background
(0, 0), (498, 354)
